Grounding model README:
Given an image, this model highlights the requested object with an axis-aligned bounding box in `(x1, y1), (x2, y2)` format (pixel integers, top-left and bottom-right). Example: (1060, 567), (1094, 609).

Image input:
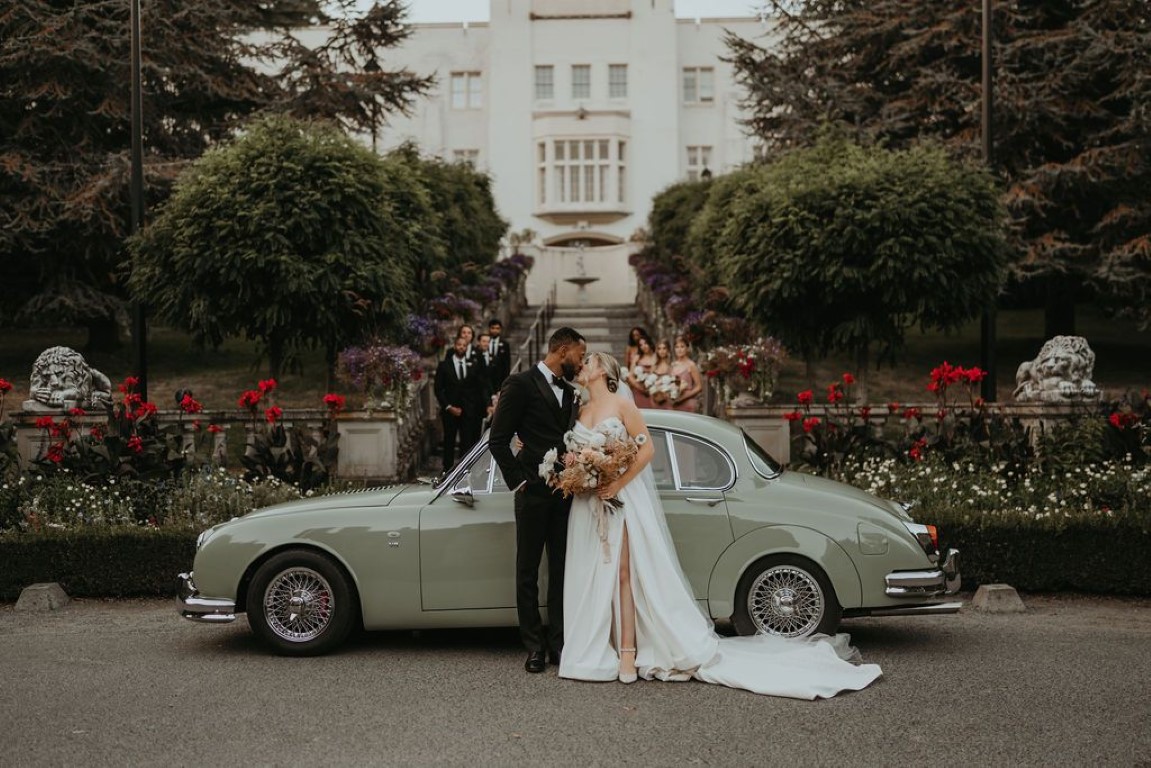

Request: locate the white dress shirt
(536, 362), (566, 406)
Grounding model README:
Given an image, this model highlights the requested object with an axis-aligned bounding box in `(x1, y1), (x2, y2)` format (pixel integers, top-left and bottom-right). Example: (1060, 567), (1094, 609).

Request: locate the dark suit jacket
(434, 354), (490, 415)
(489, 366), (578, 492)
(487, 336), (512, 389)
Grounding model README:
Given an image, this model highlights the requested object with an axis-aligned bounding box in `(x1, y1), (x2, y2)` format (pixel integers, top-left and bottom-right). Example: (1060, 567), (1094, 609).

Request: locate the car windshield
(743, 430), (782, 478)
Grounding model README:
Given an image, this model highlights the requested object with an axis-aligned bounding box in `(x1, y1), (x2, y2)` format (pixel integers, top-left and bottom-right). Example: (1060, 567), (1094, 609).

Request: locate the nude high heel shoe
(618, 647), (638, 684)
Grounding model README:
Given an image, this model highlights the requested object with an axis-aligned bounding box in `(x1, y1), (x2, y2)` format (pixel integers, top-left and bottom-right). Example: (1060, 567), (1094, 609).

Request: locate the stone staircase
(505, 303), (646, 367)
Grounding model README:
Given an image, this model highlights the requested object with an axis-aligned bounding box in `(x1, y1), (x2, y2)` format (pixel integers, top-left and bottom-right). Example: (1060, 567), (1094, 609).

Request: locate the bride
(557, 352), (882, 699)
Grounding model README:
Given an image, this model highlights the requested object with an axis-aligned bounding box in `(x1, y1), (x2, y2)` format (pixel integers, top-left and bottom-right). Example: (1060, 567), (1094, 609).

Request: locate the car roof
(640, 409), (744, 443)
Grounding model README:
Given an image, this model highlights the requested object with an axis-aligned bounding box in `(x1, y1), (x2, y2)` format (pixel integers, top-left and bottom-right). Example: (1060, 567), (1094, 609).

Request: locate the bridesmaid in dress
(670, 336), (703, 413)
(624, 326), (647, 372)
(651, 339), (675, 409)
(626, 334), (657, 408)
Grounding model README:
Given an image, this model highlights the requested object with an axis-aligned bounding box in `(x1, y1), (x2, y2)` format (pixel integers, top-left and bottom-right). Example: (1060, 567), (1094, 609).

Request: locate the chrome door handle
(685, 497), (722, 507)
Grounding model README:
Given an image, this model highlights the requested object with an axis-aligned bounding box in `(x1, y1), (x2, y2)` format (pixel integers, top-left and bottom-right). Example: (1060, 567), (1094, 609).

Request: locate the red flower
(207, 424), (224, 434)
(89, 425), (104, 441)
(68, 407), (86, 417)
(35, 416), (55, 429)
(783, 410), (803, 422)
(974, 397), (986, 408)
(192, 419), (202, 431)
(797, 390), (814, 406)
(179, 394), (203, 414)
(118, 376), (140, 394)
(0, 378), (12, 394)
(903, 407), (922, 421)
(858, 406), (872, 420)
(46, 442), (66, 463)
(842, 373), (855, 385)
(909, 438), (928, 462)
(265, 406), (283, 424)
(826, 384), (844, 403)
(962, 366), (987, 384)
(936, 408), (948, 421)
(124, 392), (143, 408)
(802, 416), (821, 433)
(126, 435), (144, 454)
(134, 402), (158, 420)
(258, 378), (277, 394)
(323, 393), (346, 413)
(887, 402), (901, 413)
(1109, 412), (1138, 430)
(238, 390), (262, 409)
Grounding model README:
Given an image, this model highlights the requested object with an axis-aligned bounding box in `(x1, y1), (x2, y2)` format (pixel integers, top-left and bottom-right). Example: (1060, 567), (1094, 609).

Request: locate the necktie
(457, 359), (464, 379)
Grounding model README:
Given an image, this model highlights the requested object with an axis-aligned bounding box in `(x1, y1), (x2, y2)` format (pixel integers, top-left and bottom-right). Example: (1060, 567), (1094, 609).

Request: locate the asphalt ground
(2, 593), (1149, 767)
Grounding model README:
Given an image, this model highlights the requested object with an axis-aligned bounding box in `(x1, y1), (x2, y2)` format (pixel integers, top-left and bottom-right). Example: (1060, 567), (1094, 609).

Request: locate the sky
(376, 1), (762, 23)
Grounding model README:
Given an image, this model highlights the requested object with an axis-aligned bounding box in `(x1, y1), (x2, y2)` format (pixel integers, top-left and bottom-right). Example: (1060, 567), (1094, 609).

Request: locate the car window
(671, 433), (734, 490)
(453, 448), (507, 495)
(744, 431), (782, 478)
(649, 429), (675, 491)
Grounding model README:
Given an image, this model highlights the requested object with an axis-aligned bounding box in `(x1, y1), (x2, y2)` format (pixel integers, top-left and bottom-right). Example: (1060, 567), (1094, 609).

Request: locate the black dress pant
(514, 486), (571, 654)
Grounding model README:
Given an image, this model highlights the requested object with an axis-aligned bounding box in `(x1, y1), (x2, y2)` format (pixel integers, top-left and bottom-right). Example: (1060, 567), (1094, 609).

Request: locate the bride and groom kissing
(488, 327), (882, 699)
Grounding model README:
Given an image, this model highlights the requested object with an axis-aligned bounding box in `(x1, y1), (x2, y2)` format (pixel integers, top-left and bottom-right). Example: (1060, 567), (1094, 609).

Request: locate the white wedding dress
(558, 417), (883, 700)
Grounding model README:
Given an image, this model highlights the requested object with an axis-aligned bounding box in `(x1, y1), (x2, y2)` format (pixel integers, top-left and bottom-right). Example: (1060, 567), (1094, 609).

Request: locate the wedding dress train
(558, 417), (882, 700)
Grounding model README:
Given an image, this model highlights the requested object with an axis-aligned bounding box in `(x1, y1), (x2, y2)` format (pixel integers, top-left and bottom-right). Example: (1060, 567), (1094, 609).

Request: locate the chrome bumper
(177, 572), (236, 623)
(884, 548), (961, 597)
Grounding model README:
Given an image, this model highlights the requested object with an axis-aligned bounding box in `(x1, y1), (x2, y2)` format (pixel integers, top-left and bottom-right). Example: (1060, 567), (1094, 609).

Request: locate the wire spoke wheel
(263, 567), (335, 643)
(747, 565), (825, 637)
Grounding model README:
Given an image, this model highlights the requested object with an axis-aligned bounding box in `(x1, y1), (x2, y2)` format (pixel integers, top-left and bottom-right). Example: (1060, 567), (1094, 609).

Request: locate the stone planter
(724, 403), (793, 464)
(335, 411), (402, 481)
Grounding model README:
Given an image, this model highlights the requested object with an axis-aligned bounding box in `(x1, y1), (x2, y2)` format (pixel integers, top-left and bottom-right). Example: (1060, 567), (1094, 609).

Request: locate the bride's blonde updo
(588, 352), (622, 392)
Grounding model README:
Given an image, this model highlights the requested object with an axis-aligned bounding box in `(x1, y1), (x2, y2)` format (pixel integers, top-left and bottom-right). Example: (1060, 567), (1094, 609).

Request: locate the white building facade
(374, 0), (766, 303)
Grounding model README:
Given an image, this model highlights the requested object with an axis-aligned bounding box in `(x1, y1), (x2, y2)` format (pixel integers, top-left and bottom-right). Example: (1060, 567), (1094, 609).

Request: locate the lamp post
(979, 0), (997, 403)
(129, 0), (148, 400)
(364, 59), (380, 154)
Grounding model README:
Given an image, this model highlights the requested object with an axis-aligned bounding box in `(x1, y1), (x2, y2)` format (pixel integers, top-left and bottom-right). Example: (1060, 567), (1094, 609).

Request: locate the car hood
(778, 471), (909, 521)
(241, 484), (410, 520)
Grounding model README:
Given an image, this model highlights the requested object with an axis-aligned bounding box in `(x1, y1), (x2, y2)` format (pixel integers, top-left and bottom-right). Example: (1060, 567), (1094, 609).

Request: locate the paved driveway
(2, 594), (1149, 767)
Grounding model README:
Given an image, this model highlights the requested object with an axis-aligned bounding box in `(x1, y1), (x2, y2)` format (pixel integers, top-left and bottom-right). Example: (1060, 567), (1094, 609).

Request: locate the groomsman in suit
(489, 327), (586, 673)
(434, 335), (490, 470)
(487, 318), (512, 387)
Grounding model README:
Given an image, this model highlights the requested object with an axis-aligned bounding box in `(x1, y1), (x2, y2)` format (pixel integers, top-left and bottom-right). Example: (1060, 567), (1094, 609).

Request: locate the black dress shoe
(547, 651), (561, 665)
(524, 651), (546, 673)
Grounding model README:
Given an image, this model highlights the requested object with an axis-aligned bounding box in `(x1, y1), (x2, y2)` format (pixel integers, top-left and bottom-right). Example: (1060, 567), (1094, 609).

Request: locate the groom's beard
(559, 361), (578, 381)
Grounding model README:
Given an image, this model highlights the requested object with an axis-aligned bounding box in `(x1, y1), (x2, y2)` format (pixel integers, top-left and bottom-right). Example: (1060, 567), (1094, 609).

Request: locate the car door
(651, 428), (737, 600)
(419, 445), (518, 610)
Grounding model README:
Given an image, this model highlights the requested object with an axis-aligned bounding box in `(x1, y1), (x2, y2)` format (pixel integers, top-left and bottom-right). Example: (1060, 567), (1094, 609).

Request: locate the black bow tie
(551, 374), (567, 388)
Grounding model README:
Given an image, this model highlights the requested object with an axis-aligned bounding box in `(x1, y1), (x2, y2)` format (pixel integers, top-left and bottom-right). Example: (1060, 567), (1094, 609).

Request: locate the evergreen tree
(726, 0), (1150, 332)
(0, 0), (431, 349)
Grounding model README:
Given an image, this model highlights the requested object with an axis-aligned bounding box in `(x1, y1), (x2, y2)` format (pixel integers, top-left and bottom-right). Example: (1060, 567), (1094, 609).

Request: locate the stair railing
(513, 282), (557, 373)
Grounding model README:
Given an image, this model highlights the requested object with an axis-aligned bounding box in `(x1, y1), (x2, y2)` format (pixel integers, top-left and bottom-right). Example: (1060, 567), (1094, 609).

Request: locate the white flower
(538, 448), (559, 480)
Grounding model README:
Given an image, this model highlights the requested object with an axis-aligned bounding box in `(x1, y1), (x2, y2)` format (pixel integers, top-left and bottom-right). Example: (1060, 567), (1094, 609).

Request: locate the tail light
(902, 521), (940, 561)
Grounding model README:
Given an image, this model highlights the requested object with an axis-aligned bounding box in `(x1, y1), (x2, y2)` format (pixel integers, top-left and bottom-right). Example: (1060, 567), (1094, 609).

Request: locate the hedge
(2, 523), (1149, 602)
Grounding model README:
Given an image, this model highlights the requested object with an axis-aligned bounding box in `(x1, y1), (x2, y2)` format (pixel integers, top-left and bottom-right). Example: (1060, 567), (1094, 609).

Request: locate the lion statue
(1013, 335), (1100, 403)
(22, 346), (113, 412)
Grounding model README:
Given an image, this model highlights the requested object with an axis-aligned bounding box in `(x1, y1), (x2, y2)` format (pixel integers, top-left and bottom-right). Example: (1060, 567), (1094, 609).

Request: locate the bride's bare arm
(597, 401), (654, 500)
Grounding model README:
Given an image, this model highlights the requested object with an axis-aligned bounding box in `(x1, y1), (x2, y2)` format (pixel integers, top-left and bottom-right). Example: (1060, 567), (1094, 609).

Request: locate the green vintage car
(178, 410), (960, 656)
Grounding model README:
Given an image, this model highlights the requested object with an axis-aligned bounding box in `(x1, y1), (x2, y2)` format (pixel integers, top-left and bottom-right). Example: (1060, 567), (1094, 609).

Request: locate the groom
(489, 327), (586, 673)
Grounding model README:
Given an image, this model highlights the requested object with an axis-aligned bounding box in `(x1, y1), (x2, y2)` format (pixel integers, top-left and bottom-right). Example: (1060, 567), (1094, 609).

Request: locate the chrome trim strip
(177, 572), (236, 623)
(851, 602), (963, 618)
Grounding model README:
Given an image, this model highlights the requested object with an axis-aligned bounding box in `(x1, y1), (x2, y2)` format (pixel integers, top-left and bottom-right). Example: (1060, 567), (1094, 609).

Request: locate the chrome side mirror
(450, 486), (474, 507)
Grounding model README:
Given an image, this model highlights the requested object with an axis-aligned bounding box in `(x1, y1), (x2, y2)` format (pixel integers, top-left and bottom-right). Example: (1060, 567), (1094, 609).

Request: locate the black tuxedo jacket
(489, 366), (578, 491)
(434, 354), (490, 415)
(487, 336), (512, 388)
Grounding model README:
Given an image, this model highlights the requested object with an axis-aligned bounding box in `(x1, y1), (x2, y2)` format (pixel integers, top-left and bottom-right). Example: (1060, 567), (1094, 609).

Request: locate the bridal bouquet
(539, 427), (646, 562)
(538, 429), (643, 508)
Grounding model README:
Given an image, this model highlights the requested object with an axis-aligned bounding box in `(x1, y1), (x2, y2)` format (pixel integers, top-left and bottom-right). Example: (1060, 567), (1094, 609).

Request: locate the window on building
(686, 145), (713, 181)
(682, 67), (715, 104)
(608, 64), (628, 99)
(538, 138), (627, 208)
(451, 71), (482, 109)
(571, 65), (591, 100)
(534, 65), (554, 101)
(452, 149), (479, 167)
